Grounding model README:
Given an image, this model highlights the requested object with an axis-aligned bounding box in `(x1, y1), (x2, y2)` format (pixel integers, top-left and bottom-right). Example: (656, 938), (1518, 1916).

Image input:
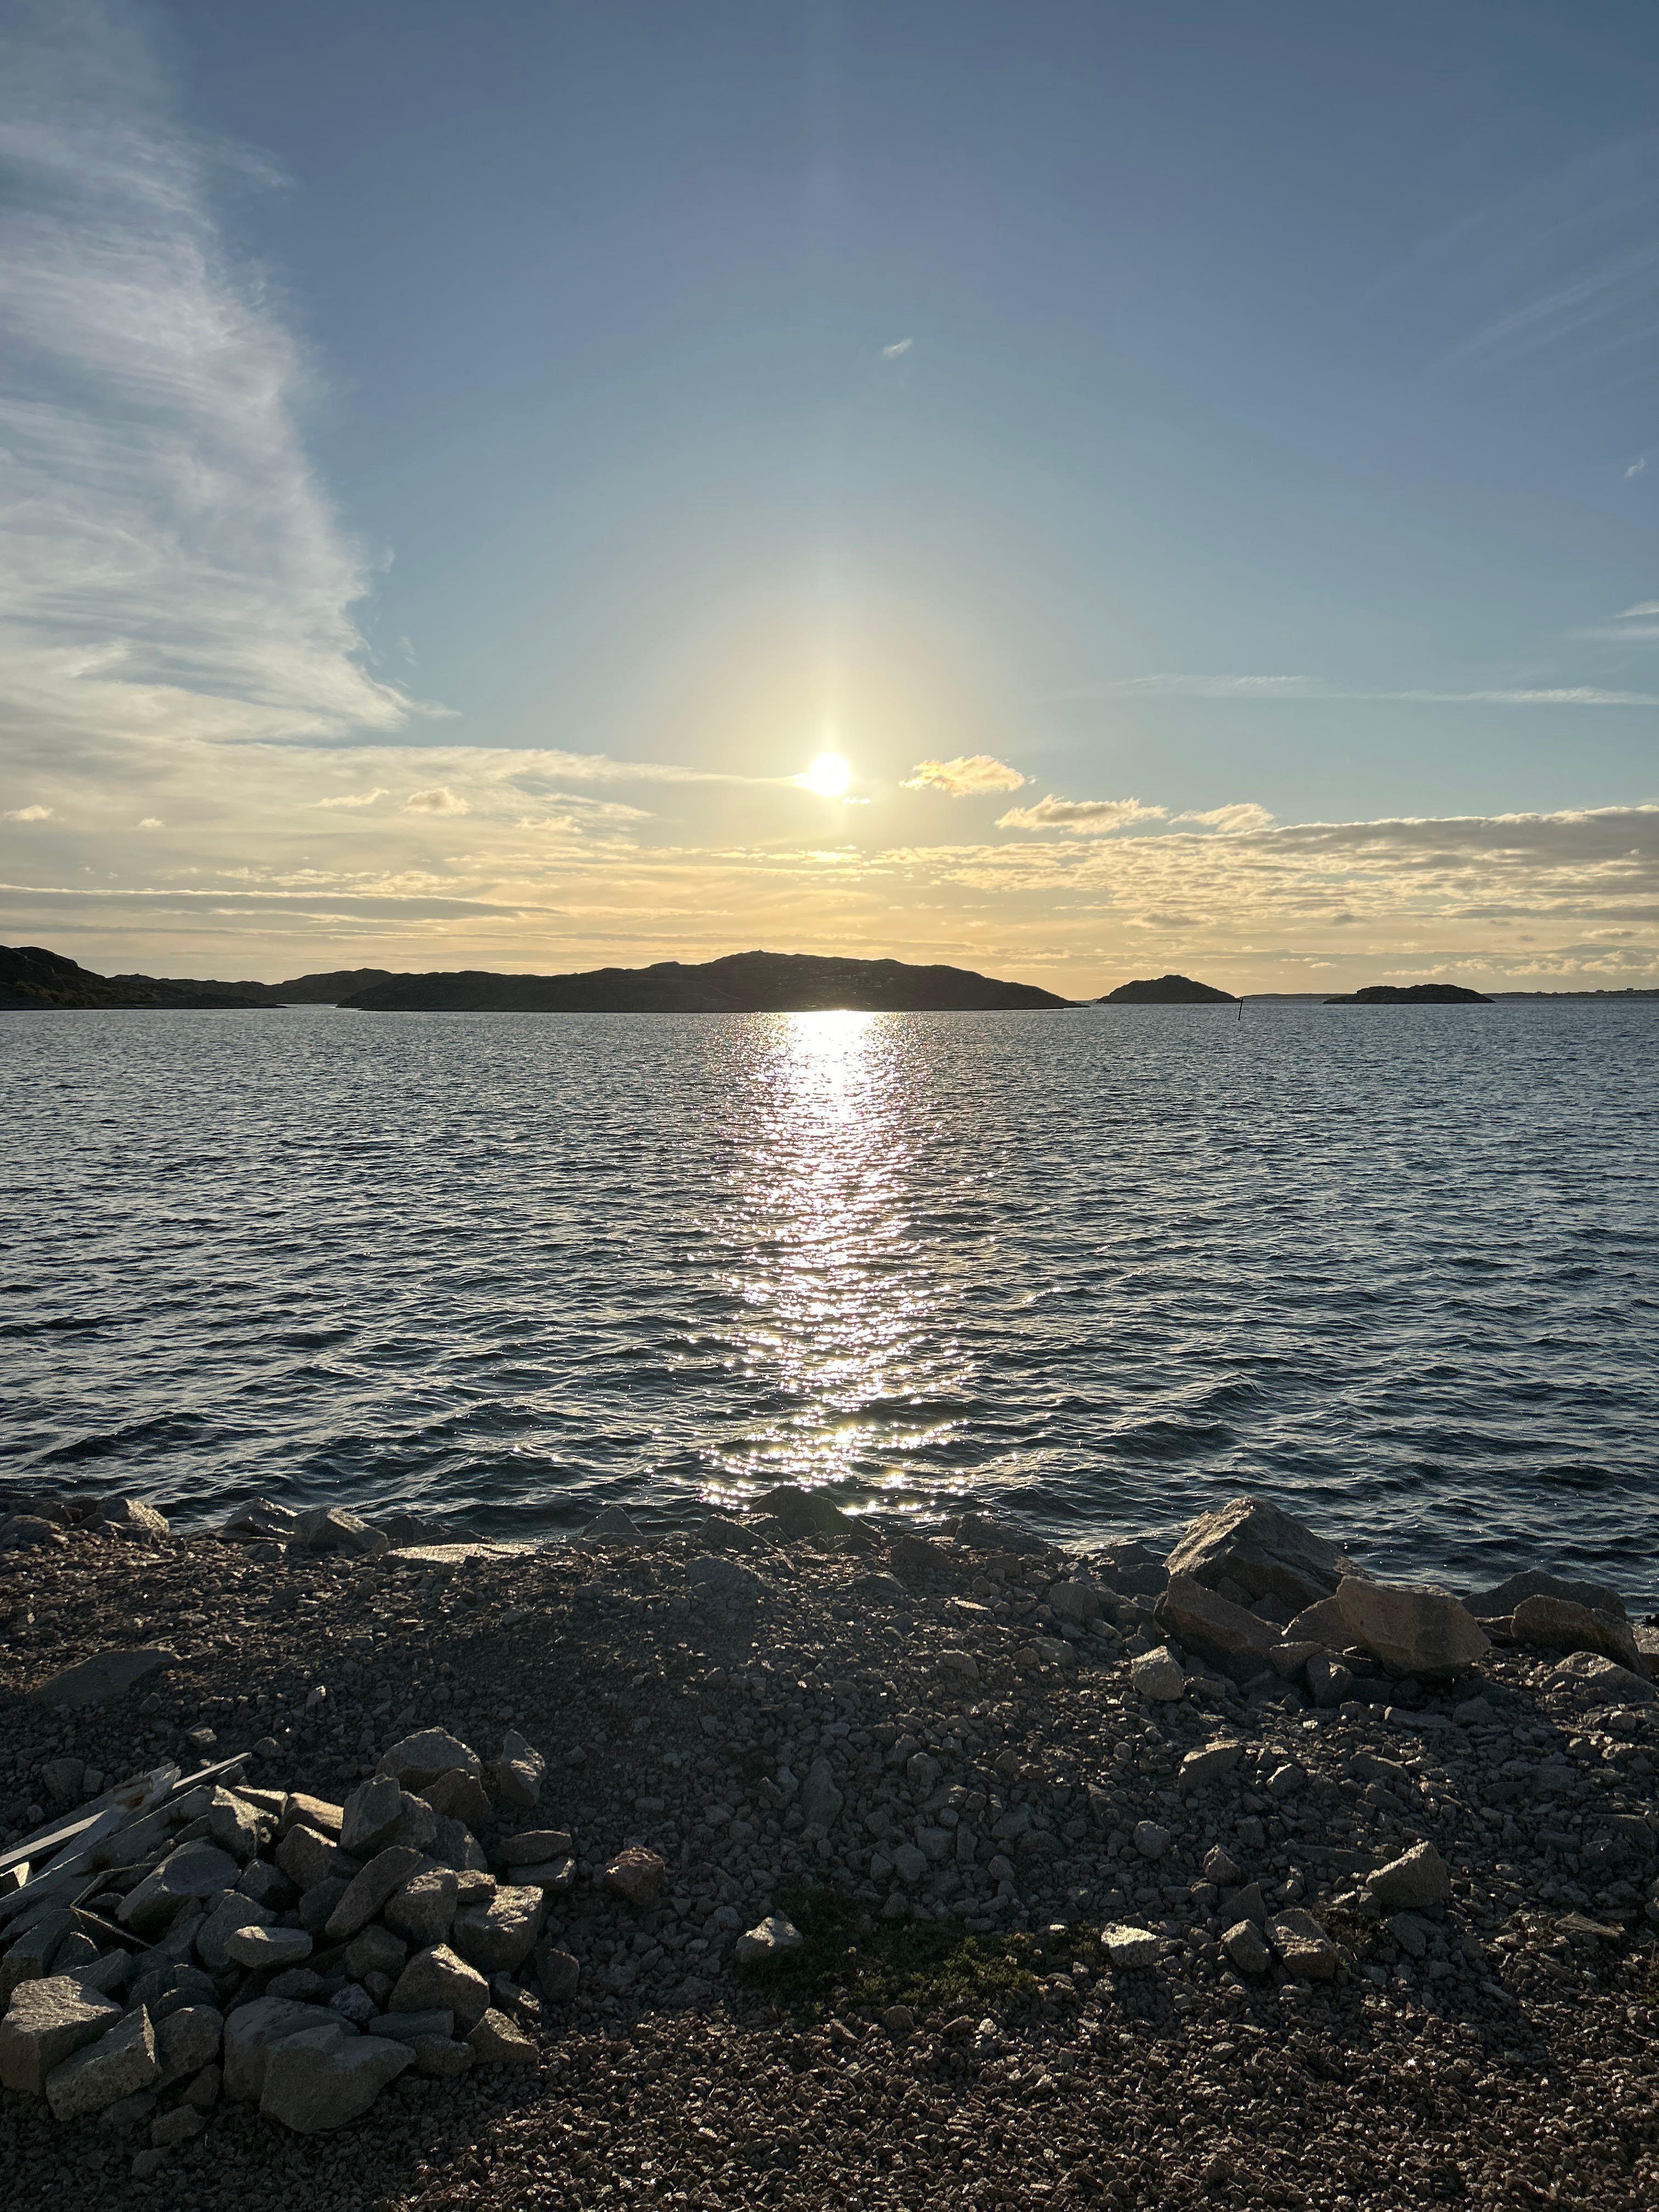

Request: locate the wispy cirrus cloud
(996, 795), (1166, 833)
(1047, 673), (1659, 707)
(901, 754), (1026, 797)
(0, 0), (419, 769)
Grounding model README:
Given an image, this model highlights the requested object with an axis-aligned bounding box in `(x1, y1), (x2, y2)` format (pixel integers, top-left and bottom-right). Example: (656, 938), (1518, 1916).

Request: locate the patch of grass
(737, 1886), (1043, 2019)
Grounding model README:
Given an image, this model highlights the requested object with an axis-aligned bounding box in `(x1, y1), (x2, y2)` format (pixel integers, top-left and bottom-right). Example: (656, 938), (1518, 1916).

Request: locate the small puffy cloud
(902, 755), (1026, 797)
(1628, 458), (1649, 479)
(883, 337), (913, 357)
(403, 786), (470, 815)
(313, 787), (390, 810)
(2, 804), (52, 821)
(996, 795), (1166, 834)
(137, 816), (163, 828)
(1175, 802), (1274, 833)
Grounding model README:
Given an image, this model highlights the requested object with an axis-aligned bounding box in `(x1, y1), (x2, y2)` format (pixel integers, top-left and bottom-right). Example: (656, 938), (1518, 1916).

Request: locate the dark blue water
(4, 1001), (1656, 1599)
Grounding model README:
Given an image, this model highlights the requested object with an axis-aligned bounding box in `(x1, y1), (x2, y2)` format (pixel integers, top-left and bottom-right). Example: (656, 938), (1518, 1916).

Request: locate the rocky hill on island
(5, 946), (1066, 1015)
(337, 951), (1071, 1013)
(1097, 973), (1238, 1004)
(1324, 984), (1493, 1005)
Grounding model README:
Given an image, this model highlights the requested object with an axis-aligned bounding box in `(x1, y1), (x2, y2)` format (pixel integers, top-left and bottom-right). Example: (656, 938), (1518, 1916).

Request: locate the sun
(802, 751), (852, 798)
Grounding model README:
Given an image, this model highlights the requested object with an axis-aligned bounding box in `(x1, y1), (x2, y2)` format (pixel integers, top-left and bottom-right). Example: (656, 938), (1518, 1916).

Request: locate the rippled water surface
(5, 1002), (1657, 1596)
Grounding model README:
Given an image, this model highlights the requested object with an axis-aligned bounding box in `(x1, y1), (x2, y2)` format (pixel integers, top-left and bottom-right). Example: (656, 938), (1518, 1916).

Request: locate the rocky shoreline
(1, 1489), (1656, 2209)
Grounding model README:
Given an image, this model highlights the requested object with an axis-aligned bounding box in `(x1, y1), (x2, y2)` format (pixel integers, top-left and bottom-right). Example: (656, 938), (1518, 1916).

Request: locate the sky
(3, 0), (1658, 992)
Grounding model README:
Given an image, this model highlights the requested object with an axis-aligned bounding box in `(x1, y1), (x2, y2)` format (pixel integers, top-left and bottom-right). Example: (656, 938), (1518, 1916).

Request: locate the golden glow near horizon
(801, 750), (853, 799)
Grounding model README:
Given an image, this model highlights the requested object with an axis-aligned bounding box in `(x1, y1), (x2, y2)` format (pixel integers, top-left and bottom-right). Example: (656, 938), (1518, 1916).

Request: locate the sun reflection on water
(710, 1010), (962, 1506)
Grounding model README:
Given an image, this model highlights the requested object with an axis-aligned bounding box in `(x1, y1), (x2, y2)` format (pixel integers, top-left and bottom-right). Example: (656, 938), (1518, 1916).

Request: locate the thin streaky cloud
(1042, 674), (1659, 707)
(882, 337), (913, 357)
(996, 795), (1165, 834)
(311, 787), (388, 810)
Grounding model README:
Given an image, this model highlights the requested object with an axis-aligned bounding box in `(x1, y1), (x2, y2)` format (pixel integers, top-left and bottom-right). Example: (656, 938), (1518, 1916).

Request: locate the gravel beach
(1, 1494), (1656, 2210)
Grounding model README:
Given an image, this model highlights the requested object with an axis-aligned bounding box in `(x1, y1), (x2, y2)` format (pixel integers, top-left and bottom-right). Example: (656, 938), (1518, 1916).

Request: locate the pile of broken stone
(0, 1722), (653, 2169)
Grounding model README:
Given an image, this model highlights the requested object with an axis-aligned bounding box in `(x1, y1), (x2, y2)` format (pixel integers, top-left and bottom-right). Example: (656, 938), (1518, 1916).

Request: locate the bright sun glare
(802, 751), (852, 798)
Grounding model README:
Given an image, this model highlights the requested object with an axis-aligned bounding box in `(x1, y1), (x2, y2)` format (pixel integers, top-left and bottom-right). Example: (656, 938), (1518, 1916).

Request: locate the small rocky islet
(0, 1491), (1656, 2209)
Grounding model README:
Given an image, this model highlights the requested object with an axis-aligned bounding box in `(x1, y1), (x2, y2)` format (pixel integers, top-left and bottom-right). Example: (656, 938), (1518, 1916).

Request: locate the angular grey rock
(1367, 1842), (1452, 1912)
(0, 1976), (121, 2094)
(118, 1843), (241, 1937)
(343, 1925), (407, 1982)
(1133, 1820), (1171, 1860)
(422, 1768), (495, 1829)
(154, 2005), (223, 2089)
(329, 1983), (379, 2026)
(219, 1499), (302, 1543)
(450, 1885), (545, 1974)
(688, 1553), (765, 1599)
(1157, 1576), (1279, 1677)
(340, 1774), (407, 1857)
(1554, 1652), (1656, 1705)
(388, 1944), (491, 2030)
(1509, 1594), (1643, 1672)
(602, 1848), (666, 1906)
(579, 1505), (647, 1543)
(489, 1729), (545, 1813)
(534, 1942), (580, 2004)
(294, 1504), (388, 1558)
(384, 1868), (459, 1947)
(324, 1844), (425, 1941)
(1222, 1920), (1272, 1976)
(1286, 1577), (1488, 1680)
(498, 1830), (574, 1867)
(94, 1497), (170, 1543)
(378, 1729), (482, 1790)
(891, 1843), (927, 1883)
(1102, 1925), (1163, 1969)
(258, 2022), (411, 2132)
(281, 1791), (344, 1838)
(466, 2007), (538, 2064)
(222, 1997), (344, 2102)
(1046, 1580), (1104, 1624)
(195, 1892), (275, 1973)
(800, 1756), (844, 1832)
(1269, 1910), (1341, 1982)
(1130, 1645), (1186, 1701)
(733, 1915), (804, 1965)
(0, 1909), (74, 2002)
(150, 2103), (206, 2147)
(0, 1513), (66, 1551)
(226, 1925), (313, 1970)
(1469, 1568), (1627, 1623)
(275, 1824), (349, 1890)
(206, 1790), (264, 1860)
(32, 1647), (174, 1708)
(39, 1753), (86, 1805)
(1179, 1740), (1244, 1791)
(298, 1877), (352, 1937)
(45, 2005), (158, 2119)
(427, 1813), (490, 1874)
(1165, 1496), (1353, 1611)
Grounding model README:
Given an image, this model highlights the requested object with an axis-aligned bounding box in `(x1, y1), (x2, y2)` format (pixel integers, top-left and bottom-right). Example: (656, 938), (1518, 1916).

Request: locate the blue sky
(2, 0), (1657, 986)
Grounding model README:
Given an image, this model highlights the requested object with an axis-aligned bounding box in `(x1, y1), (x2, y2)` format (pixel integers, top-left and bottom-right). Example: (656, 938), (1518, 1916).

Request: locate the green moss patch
(737, 1887), (1043, 2019)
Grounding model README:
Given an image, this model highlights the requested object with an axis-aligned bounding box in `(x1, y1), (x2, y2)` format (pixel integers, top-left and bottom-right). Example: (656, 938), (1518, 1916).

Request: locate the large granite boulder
(1287, 1577), (1488, 1681)
(259, 2022), (412, 2131)
(1508, 1594), (1643, 1672)
(1163, 1497), (1354, 1612)
(1156, 1575), (1279, 1677)
(1468, 1568), (1628, 1623)
(44, 2005), (157, 2119)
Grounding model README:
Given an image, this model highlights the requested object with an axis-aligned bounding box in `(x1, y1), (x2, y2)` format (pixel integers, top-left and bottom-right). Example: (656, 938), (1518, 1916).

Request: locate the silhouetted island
(340, 950), (1070, 1013)
(1324, 983), (1493, 1005)
(0, 944), (394, 1010)
(1097, 973), (1237, 1004)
